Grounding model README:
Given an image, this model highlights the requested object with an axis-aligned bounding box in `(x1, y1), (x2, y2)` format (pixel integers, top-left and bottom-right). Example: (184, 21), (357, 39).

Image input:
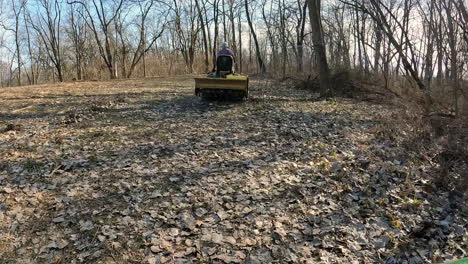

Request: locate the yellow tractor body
(195, 75), (249, 99)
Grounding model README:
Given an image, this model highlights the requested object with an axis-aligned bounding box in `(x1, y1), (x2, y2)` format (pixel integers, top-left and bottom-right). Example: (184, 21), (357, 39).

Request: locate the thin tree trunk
(244, 0), (266, 73)
(297, 0), (308, 73)
(12, 0), (23, 86)
(279, 0), (287, 78)
(212, 0), (220, 71)
(362, 13), (370, 72)
(262, 1), (276, 72)
(444, 0), (459, 114)
(24, 11), (35, 84)
(248, 26), (252, 70)
(195, 0), (209, 72)
(374, 22), (382, 73)
(229, 0), (237, 71)
(222, 0), (227, 41)
(436, 4), (443, 81)
(355, 4), (363, 71)
(424, 0), (435, 90)
(202, 1), (213, 58)
(142, 33), (146, 77)
(238, 13), (243, 73)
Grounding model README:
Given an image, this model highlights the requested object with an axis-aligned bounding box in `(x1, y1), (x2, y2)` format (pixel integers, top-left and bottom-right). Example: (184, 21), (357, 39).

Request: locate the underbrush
(283, 70), (360, 98)
(364, 75), (468, 198)
(372, 103), (468, 206)
(279, 69), (401, 100)
(282, 70), (467, 202)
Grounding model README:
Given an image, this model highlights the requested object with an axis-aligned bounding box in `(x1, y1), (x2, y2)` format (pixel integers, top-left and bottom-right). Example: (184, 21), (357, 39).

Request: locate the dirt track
(0, 76), (466, 263)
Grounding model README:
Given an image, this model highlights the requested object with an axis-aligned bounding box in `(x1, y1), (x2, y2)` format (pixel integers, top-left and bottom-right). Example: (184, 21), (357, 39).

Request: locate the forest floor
(0, 76), (466, 264)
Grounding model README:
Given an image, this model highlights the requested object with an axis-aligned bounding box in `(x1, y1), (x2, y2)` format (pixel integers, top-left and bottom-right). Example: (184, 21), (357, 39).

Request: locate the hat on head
(221, 42), (228, 48)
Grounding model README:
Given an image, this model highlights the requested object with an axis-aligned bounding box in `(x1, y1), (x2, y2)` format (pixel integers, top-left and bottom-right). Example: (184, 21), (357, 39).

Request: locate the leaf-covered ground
(0, 76), (466, 264)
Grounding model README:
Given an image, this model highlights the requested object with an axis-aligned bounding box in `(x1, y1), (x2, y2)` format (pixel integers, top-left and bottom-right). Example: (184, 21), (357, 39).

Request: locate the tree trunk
(262, 1), (277, 72)
(12, 0), (23, 86)
(307, 0), (331, 96)
(202, 1), (213, 58)
(297, 1), (308, 73)
(424, 0), (435, 89)
(279, 0), (287, 78)
(212, 0), (220, 71)
(355, 4), (363, 71)
(195, 0), (210, 72)
(238, 13), (243, 73)
(362, 13), (370, 72)
(436, 6), (443, 82)
(24, 10), (35, 84)
(222, 0), (227, 41)
(374, 22), (382, 74)
(245, 0), (266, 73)
(228, 0), (237, 71)
(444, 0), (459, 114)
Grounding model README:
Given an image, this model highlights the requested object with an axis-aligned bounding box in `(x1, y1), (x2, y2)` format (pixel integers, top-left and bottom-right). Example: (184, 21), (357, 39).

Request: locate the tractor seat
(216, 55), (234, 77)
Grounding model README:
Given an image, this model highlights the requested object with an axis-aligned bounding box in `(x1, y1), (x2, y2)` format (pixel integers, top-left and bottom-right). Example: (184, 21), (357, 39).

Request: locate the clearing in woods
(0, 76), (466, 263)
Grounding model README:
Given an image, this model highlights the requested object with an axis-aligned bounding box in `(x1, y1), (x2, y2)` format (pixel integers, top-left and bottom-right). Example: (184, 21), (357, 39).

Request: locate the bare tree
(23, 6), (38, 84)
(1, 0), (25, 85)
(126, 0), (166, 78)
(67, 4), (87, 80)
(172, 0), (199, 73)
(245, 0), (266, 73)
(228, 0), (238, 71)
(353, 1), (362, 71)
(340, 0), (432, 105)
(195, 0), (209, 72)
(237, 9), (243, 72)
(442, 0), (460, 114)
(278, 0), (288, 78)
(307, 0), (331, 95)
(295, 0), (307, 72)
(68, 0), (125, 79)
(457, 0), (468, 43)
(373, 20), (382, 73)
(222, 0), (227, 41)
(326, 4), (351, 70)
(29, 0), (64, 82)
(261, 0), (278, 71)
(212, 0), (220, 71)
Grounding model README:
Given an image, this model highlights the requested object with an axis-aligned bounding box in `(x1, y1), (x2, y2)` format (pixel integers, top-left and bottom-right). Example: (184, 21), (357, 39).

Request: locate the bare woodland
(0, 0), (468, 263)
(0, 0), (466, 110)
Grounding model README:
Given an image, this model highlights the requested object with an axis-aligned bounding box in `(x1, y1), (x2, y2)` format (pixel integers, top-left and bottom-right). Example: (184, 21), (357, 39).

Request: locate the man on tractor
(208, 42), (235, 77)
(217, 42), (235, 59)
(195, 41), (248, 99)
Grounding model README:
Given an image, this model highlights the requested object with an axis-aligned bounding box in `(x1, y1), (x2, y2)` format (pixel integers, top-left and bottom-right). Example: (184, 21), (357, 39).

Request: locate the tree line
(0, 0), (466, 112)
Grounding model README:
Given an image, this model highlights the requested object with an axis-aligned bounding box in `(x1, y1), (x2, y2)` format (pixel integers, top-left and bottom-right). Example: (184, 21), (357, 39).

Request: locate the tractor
(194, 55), (249, 100)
